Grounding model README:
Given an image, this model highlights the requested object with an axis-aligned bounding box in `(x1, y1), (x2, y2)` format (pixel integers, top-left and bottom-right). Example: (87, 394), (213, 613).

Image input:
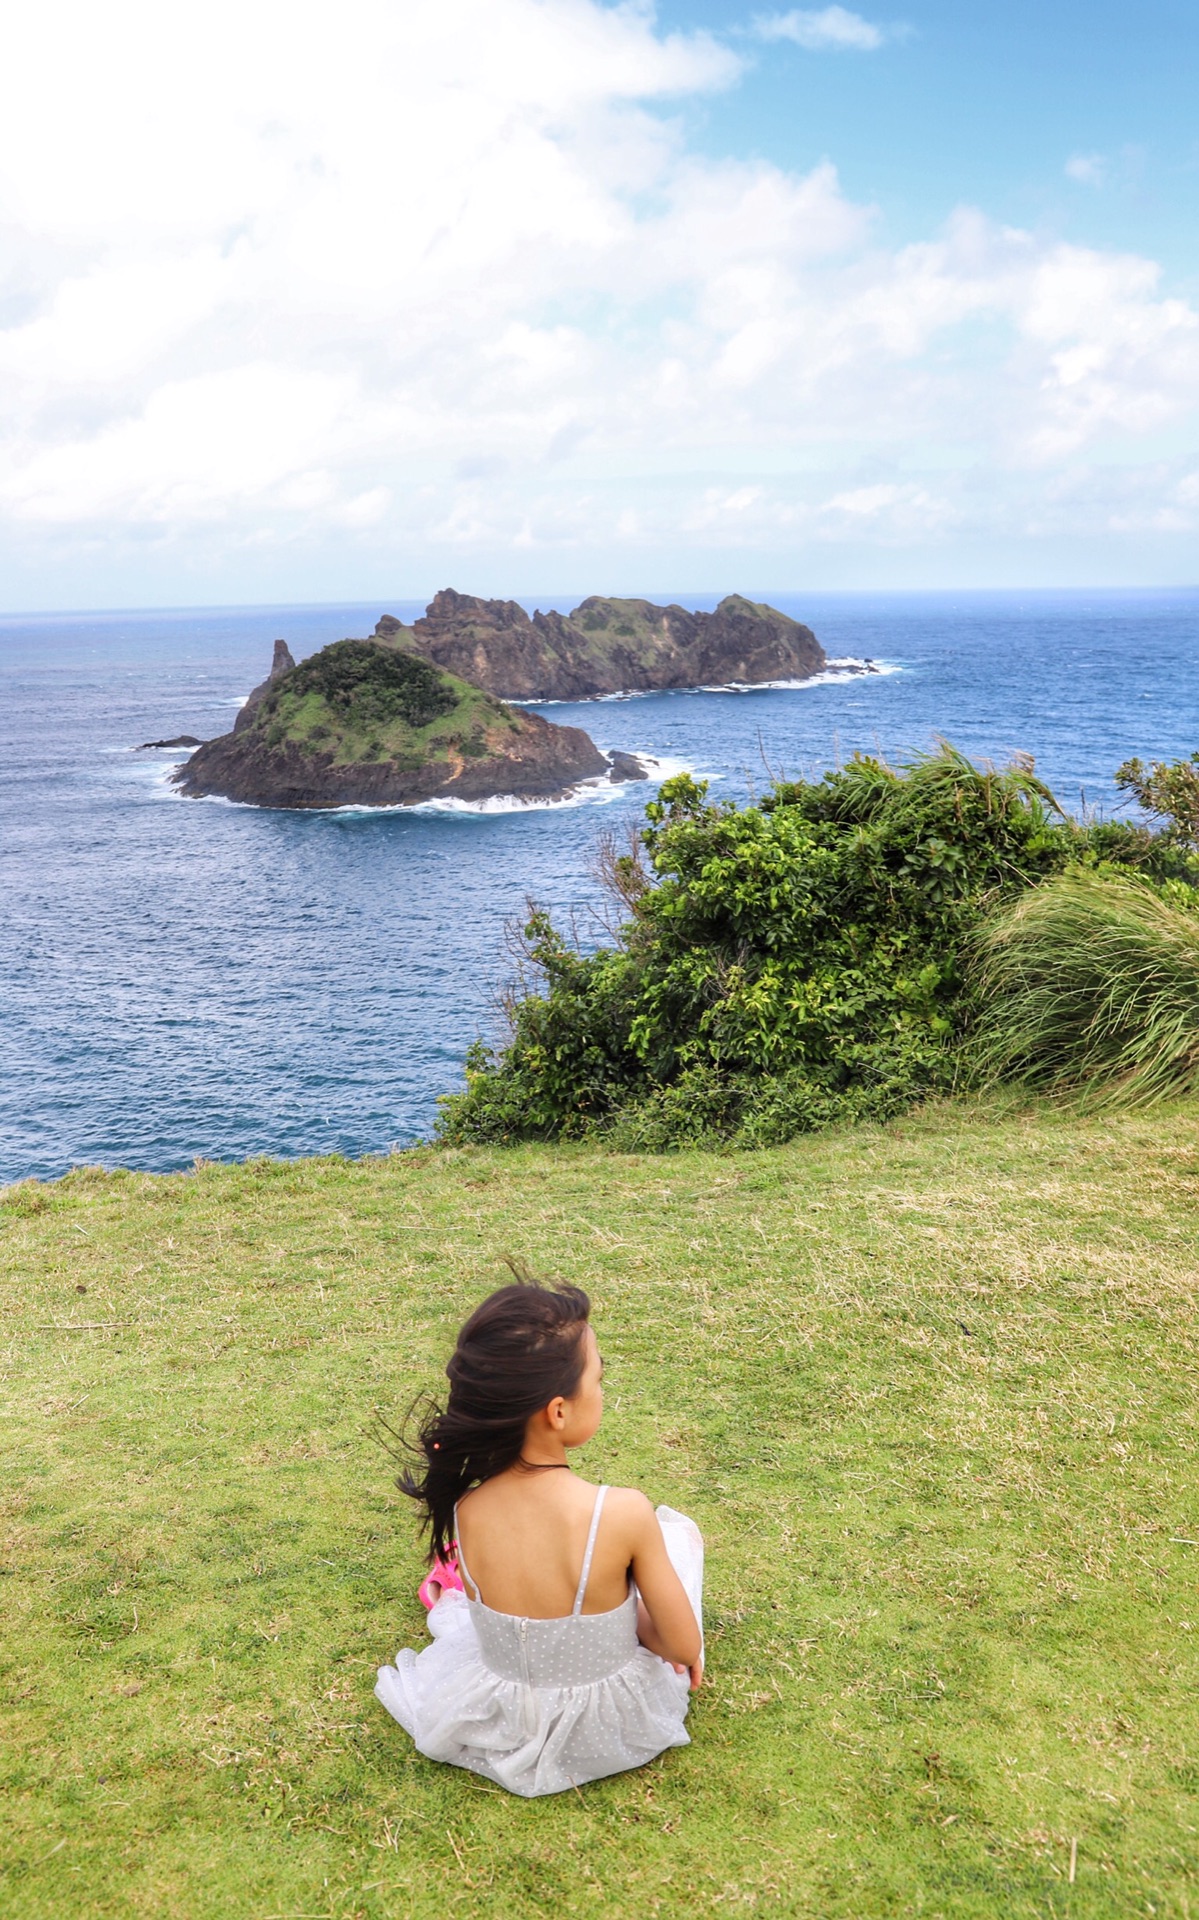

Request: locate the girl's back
(456, 1473), (642, 1618)
(373, 1278), (704, 1798)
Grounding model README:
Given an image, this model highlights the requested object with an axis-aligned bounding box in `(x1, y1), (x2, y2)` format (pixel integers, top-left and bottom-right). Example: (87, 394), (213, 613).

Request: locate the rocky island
(173, 639), (644, 810)
(170, 589), (841, 810)
(374, 590), (827, 701)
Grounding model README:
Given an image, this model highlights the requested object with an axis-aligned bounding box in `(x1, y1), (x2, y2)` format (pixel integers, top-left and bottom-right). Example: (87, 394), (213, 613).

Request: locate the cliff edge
(373, 591), (826, 701)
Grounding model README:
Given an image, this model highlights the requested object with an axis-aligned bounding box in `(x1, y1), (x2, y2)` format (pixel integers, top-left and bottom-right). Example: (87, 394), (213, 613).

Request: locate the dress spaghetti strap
(452, 1502), (480, 1604)
(572, 1485), (608, 1615)
(455, 1484), (609, 1616)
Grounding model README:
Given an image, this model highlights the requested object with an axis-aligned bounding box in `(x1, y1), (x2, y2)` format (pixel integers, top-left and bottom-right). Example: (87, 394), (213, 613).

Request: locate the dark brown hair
(398, 1278), (591, 1561)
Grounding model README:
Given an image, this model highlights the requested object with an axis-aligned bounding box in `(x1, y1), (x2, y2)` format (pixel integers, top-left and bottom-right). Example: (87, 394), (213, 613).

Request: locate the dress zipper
(519, 1618), (536, 1738)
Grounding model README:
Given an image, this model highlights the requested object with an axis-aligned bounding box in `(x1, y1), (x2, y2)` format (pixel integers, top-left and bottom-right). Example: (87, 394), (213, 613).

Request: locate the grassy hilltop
(256, 641), (509, 768)
(3, 1099), (1198, 1918)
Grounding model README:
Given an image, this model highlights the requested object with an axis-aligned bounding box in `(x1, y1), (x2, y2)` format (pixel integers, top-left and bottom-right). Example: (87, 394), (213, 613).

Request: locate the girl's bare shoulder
(602, 1482), (654, 1508)
(458, 1476), (655, 1536)
(599, 1484), (658, 1539)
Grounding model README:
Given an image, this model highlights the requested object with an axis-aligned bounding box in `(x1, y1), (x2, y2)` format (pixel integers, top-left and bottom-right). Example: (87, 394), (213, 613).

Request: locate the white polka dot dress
(374, 1490), (704, 1798)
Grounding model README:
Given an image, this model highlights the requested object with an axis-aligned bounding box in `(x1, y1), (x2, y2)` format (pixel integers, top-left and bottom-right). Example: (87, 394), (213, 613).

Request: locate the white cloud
(0, 0), (1195, 593)
(1065, 153), (1107, 187)
(752, 7), (887, 50)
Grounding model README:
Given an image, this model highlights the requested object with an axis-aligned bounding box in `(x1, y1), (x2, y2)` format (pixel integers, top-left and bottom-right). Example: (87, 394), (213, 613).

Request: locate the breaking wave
(140, 751), (697, 816)
(394, 753), (696, 817)
(529, 659), (900, 704)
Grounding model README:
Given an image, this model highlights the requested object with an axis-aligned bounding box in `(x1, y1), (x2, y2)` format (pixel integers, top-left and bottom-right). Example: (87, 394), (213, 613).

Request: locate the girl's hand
(638, 1596), (703, 1688)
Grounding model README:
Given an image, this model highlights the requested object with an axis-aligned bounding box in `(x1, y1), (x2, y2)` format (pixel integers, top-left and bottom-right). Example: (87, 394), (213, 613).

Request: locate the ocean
(1, 588), (1195, 1183)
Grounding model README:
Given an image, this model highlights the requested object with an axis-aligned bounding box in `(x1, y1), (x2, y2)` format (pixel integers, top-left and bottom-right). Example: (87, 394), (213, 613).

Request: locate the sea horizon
(3, 581), (1198, 623)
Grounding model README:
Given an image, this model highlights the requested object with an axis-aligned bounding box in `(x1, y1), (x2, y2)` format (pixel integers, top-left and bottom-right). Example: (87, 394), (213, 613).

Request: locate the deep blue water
(1, 589), (1196, 1183)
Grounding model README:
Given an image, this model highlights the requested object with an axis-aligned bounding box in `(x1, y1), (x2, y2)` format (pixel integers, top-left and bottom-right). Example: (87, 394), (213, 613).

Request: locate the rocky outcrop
(174, 638), (643, 810)
(233, 639), (296, 732)
(373, 591), (826, 700)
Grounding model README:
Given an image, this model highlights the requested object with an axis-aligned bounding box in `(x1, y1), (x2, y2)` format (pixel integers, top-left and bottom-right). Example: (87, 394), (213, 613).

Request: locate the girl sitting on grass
(375, 1278), (704, 1799)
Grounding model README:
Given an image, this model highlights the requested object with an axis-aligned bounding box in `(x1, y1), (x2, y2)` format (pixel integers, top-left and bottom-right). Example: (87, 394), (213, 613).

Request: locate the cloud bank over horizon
(0, 0), (1197, 605)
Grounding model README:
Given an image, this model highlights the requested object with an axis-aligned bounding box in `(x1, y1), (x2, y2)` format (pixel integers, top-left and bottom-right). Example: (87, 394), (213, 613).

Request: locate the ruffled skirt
(374, 1506), (703, 1798)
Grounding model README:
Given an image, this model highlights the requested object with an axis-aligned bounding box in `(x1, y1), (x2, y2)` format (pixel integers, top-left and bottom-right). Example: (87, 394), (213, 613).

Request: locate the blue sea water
(1, 588), (1196, 1183)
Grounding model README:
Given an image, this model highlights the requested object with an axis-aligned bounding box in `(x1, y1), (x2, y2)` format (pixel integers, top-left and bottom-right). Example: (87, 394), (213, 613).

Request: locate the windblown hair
(398, 1278), (591, 1562)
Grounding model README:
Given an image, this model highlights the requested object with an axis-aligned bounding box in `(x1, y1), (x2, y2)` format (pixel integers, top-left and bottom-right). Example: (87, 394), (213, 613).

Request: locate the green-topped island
(174, 638), (646, 810)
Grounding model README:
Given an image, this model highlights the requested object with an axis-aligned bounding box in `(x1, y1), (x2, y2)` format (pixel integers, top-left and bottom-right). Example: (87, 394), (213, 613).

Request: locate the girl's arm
(622, 1493), (703, 1687)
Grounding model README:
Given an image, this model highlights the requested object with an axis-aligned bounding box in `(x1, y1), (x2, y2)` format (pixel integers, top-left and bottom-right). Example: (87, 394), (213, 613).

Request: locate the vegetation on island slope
(3, 1104), (1199, 1918)
(174, 640), (618, 809)
(256, 641), (491, 763)
(439, 745), (1199, 1149)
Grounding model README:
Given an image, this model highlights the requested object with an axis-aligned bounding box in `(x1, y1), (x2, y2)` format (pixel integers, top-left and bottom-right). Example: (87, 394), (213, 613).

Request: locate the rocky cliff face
(373, 591), (825, 700)
(233, 638), (296, 732)
(175, 639), (642, 810)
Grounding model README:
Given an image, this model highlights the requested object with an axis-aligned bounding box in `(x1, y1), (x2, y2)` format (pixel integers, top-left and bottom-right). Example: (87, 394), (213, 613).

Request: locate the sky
(1, 0), (1197, 608)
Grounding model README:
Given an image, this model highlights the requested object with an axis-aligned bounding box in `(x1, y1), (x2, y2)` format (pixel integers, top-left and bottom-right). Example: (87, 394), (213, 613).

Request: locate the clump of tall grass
(973, 868), (1199, 1106)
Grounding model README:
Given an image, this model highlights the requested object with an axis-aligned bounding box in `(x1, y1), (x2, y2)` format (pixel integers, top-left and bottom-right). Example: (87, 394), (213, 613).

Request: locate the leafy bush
(1116, 751), (1199, 845)
(1074, 818), (1199, 883)
(438, 746), (1074, 1147)
(267, 641), (458, 732)
(972, 869), (1199, 1106)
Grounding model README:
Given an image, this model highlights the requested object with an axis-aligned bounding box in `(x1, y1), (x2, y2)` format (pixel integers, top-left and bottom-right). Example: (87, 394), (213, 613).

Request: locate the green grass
(2, 1099), (1198, 1917)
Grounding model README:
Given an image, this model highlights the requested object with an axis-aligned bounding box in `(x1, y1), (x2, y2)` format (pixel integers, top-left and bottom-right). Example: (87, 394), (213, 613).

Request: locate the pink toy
(418, 1547), (464, 1610)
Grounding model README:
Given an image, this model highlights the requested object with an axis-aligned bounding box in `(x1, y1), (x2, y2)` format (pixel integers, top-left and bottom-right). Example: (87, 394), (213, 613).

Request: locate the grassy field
(2, 1099), (1198, 1918)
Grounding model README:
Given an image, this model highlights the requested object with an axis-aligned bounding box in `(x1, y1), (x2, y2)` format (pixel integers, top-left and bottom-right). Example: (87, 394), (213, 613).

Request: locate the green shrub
(1079, 817), (1187, 874)
(266, 641), (458, 732)
(972, 868), (1199, 1106)
(438, 745), (1073, 1147)
(1116, 750), (1199, 844)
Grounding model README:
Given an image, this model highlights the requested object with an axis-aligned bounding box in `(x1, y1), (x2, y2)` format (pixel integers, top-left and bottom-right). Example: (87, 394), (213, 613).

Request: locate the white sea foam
(524, 660), (899, 704)
(150, 751), (697, 816)
(369, 752), (695, 817)
(697, 659), (901, 694)
(825, 656), (899, 672)
(99, 745), (211, 802)
(100, 746), (194, 800)
(104, 742), (196, 756)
